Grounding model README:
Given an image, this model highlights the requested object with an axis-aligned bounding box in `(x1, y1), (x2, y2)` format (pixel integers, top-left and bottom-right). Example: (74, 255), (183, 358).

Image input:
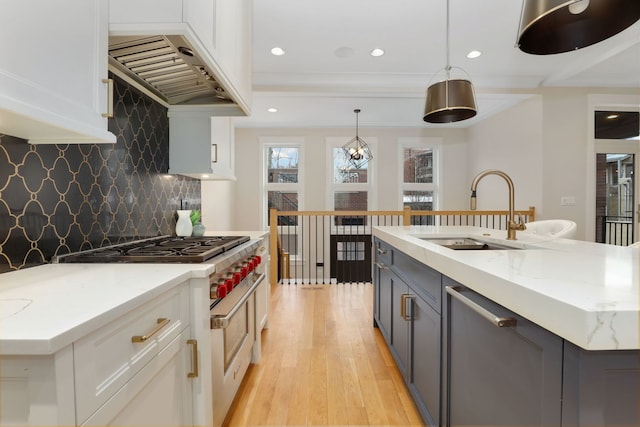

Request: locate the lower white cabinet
(81, 327), (195, 427)
(0, 281), (199, 427)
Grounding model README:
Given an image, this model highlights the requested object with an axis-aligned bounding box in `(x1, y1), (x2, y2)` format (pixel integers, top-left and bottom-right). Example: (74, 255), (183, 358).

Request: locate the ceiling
(234, 0), (640, 129)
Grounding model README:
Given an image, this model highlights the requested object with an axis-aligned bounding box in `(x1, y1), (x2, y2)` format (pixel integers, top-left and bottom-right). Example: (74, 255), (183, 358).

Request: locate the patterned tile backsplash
(0, 74), (201, 272)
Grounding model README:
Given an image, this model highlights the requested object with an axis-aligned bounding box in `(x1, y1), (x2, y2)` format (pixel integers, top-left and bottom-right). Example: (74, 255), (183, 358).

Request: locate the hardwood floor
(223, 283), (425, 427)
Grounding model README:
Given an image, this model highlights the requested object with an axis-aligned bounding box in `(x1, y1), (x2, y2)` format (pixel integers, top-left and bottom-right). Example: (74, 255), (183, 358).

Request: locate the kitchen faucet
(470, 169), (526, 240)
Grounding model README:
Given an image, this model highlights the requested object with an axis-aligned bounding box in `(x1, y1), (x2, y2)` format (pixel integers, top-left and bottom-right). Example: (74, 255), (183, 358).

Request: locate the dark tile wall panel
(0, 75), (200, 272)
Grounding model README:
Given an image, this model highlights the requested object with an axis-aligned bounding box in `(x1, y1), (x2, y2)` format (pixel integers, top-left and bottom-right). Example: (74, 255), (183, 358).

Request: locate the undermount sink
(420, 237), (519, 250)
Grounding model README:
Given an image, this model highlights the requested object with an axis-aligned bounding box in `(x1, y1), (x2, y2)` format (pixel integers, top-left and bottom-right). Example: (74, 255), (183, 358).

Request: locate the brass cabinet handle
(400, 294), (415, 321)
(187, 339), (199, 378)
(446, 286), (517, 328)
(102, 78), (114, 118)
(131, 318), (170, 343)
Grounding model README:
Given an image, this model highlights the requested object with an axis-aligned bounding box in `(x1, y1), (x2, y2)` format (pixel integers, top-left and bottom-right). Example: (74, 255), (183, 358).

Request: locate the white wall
(201, 180), (235, 230)
(202, 87), (639, 240)
(228, 127), (467, 230)
(466, 96), (544, 214)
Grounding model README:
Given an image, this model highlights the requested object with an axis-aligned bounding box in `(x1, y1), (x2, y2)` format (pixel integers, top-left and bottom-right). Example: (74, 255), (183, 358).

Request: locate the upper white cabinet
(0, 0), (115, 144)
(109, 0), (252, 115)
(168, 107), (236, 180)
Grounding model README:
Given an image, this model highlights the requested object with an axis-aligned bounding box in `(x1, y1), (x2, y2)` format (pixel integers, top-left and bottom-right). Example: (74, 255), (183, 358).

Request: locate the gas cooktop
(56, 235), (250, 263)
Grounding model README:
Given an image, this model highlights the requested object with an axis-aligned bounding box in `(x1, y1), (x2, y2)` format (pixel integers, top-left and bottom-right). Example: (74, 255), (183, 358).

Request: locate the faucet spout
(469, 169), (525, 240)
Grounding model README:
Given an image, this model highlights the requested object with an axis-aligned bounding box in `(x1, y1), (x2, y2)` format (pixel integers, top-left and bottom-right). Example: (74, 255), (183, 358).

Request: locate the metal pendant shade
(423, 0), (477, 124)
(518, 0), (640, 55)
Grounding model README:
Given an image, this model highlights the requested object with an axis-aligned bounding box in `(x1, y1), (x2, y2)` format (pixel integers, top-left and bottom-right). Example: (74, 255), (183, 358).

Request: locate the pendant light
(342, 109), (372, 169)
(518, 0), (640, 55)
(423, 0), (477, 124)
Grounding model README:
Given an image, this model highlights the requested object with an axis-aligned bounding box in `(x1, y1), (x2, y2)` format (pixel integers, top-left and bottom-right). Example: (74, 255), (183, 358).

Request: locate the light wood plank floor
(223, 283), (425, 427)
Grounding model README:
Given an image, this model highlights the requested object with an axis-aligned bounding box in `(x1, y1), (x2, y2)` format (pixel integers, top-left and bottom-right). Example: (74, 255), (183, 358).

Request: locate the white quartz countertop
(373, 226), (639, 351)
(0, 231), (268, 355)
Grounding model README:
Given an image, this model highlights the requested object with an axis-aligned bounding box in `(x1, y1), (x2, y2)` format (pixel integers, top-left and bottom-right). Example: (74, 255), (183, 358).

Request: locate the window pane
(268, 191), (298, 225)
(334, 191), (367, 226)
(333, 148), (368, 183)
(337, 241), (365, 261)
(404, 148), (433, 183)
(403, 190), (433, 210)
(404, 190), (434, 226)
(595, 111), (640, 140)
(267, 147), (299, 183)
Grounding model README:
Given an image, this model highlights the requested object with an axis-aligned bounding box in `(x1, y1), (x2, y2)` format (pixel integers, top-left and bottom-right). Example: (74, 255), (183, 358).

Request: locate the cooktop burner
(57, 235), (250, 263)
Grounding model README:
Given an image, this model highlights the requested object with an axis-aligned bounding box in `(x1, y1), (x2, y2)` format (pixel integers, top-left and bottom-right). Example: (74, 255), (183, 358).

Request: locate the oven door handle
(211, 273), (265, 329)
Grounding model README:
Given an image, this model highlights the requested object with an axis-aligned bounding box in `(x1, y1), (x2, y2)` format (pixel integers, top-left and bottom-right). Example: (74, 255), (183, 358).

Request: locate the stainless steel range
(56, 235), (267, 427)
(55, 235), (250, 264)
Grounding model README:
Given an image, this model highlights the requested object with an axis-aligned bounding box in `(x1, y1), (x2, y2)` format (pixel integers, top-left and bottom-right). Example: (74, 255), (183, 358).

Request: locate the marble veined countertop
(0, 231), (268, 355)
(373, 226), (639, 351)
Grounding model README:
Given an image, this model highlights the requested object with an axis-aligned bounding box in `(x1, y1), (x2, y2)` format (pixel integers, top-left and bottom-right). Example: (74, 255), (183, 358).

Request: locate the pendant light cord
(445, 0), (451, 79)
(354, 108), (360, 138)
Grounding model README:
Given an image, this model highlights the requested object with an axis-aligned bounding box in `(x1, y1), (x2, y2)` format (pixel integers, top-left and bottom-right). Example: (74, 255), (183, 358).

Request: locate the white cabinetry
(169, 108), (235, 180)
(0, 281), (198, 427)
(109, 0), (252, 114)
(0, 0), (115, 144)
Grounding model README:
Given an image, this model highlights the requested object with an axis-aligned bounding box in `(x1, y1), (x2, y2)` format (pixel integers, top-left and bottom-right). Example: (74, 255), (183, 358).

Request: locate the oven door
(210, 273), (264, 427)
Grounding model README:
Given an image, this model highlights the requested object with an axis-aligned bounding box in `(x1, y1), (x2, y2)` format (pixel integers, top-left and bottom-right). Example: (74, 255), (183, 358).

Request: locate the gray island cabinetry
(373, 238), (441, 427)
(373, 234), (640, 427)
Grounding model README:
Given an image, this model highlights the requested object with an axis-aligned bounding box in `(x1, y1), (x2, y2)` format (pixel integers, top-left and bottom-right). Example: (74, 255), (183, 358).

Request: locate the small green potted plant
(190, 209), (206, 236)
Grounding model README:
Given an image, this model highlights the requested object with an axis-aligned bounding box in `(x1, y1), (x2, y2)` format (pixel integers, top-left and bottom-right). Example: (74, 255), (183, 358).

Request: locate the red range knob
(240, 266), (249, 278)
(216, 281), (228, 298)
(224, 278), (234, 292)
(232, 272), (242, 285)
(254, 255), (261, 265)
(247, 260), (255, 271)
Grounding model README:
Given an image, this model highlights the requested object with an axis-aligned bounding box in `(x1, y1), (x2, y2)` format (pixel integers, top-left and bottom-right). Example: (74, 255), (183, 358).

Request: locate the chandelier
(342, 109), (372, 168)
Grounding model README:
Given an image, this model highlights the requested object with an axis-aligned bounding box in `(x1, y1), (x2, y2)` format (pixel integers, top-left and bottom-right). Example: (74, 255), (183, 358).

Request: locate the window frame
(261, 138), (305, 256)
(398, 137), (442, 212)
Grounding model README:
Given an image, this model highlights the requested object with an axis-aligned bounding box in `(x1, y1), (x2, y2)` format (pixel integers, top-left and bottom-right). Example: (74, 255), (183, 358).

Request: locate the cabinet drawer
(74, 283), (190, 424)
(394, 251), (441, 312)
(374, 238), (393, 267)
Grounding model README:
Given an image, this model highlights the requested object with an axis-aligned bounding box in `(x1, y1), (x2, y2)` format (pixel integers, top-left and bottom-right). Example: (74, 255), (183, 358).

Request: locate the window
(265, 145), (300, 224)
(327, 137), (375, 225)
(400, 139), (440, 224)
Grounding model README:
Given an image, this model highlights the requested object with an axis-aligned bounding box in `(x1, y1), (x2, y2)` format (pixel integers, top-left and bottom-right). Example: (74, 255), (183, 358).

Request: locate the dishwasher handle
(211, 273), (265, 329)
(446, 286), (517, 328)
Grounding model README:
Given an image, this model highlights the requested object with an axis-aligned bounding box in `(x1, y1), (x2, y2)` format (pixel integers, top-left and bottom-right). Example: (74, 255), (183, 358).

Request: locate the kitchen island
(372, 225), (639, 427)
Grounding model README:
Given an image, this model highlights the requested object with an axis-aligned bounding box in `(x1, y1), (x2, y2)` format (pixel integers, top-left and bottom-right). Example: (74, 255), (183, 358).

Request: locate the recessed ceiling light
(466, 50), (482, 59)
(370, 48), (385, 57)
(607, 114), (619, 119)
(267, 107), (278, 113)
(270, 47), (285, 56)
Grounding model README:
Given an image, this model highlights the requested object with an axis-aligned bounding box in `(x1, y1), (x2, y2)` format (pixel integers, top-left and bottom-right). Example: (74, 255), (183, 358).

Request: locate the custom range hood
(108, 35), (238, 107)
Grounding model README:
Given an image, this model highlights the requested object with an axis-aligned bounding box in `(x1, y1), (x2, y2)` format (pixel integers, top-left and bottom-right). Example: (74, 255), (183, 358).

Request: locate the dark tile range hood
(108, 35), (237, 106)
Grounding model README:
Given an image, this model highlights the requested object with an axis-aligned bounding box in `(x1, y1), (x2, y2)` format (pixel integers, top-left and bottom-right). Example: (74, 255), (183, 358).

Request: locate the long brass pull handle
(187, 339), (199, 378)
(131, 318), (170, 343)
(446, 286), (517, 328)
(401, 294), (414, 320)
(102, 78), (114, 118)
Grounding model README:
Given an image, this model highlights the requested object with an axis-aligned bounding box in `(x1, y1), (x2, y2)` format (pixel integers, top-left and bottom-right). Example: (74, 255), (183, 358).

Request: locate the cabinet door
(410, 294), (440, 427)
(444, 278), (562, 427)
(0, 0), (114, 144)
(81, 327), (195, 427)
(374, 261), (393, 343)
(391, 275), (410, 378)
